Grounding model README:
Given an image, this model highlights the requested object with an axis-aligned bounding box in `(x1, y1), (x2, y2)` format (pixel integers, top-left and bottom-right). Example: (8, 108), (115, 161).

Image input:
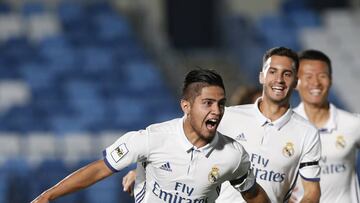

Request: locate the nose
(275, 73), (285, 83)
(310, 76), (320, 86)
(212, 104), (222, 115)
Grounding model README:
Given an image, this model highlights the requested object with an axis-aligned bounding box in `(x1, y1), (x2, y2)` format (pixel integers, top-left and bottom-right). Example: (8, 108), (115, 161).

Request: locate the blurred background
(0, 0), (359, 202)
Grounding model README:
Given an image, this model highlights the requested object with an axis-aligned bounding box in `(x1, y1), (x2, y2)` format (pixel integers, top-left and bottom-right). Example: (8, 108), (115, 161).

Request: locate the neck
(259, 97), (290, 121)
(183, 118), (209, 148)
(303, 102), (330, 129)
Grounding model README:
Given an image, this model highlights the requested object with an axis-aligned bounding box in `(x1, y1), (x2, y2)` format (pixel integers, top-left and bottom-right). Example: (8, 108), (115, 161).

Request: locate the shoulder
(291, 111), (317, 131)
(146, 118), (179, 133)
(289, 111), (318, 135)
(217, 132), (246, 154)
(336, 108), (360, 129)
(223, 104), (254, 120)
(142, 118), (180, 139)
(226, 104), (253, 114)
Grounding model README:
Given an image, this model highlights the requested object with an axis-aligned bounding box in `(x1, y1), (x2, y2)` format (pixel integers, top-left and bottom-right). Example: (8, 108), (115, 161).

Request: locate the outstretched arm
(241, 182), (270, 203)
(31, 159), (113, 203)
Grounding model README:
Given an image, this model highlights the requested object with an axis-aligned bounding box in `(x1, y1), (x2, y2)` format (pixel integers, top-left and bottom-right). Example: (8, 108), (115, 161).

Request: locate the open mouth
(205, 118), (219, 130)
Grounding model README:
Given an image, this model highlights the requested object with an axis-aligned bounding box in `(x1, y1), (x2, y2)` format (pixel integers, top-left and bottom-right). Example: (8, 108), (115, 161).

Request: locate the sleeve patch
(111, 143), (129, 163)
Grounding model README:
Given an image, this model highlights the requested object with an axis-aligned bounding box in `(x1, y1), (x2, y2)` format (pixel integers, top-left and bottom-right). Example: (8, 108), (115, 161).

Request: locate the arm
(31, 159), (113, 203)
(241, 183), (270, 203)
(299, 179), (320, 203)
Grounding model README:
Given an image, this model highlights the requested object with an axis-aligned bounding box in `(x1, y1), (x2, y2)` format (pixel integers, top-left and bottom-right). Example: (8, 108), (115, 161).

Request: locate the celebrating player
(31, 69), (269, 203)
(216, 47), (321, 203)
(290, 49), (360, 202)
(123, 47), (322, 203)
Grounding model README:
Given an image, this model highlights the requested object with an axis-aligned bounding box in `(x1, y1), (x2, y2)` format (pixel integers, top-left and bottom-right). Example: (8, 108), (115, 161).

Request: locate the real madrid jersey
(215, 100), (321, 203)
(292, 103), (360, 203)
(103, 117), (255, 203)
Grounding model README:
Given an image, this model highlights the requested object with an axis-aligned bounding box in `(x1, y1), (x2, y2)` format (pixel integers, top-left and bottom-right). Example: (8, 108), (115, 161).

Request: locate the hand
(122, 170), (137, 196)
(289, 186), (299, 203)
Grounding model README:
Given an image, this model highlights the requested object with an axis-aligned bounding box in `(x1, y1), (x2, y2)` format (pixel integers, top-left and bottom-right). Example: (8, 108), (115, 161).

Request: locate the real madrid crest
(208, 166), (220, 183)
(282, 142), (294, 158)
(335, 135), (346, 149)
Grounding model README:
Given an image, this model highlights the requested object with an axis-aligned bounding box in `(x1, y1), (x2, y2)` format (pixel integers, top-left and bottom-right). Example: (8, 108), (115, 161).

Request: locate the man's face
(182, 86), (226, 143)
(260, 55), (297, 104)
(297, 59), (331, 107)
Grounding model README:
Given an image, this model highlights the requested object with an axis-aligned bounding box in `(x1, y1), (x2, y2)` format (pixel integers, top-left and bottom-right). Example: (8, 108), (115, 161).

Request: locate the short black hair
(182, 68), (225, 101)
(263, 47), (299, 72)
(298, 49), (332, 76)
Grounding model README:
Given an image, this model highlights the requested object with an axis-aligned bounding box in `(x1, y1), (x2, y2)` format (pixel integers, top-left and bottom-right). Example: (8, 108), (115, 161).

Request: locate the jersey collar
(178, 117), (219, 156)
(253, 98), (293, 130)
(295, 102), (337, 133)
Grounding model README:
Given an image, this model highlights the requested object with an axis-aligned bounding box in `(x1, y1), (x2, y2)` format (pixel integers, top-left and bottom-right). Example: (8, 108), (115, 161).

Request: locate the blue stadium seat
(93, 13), (132, 43)
(1, 158), (32, 202)
(20, 62), (56, 90)
(122, 62), (165, 94)
(21, 1), (45, 16)
(80, 46), (114, 73)
(29, 159), (79, 203)
(287, 9), (322, 29)
(57, 1), (86, 26)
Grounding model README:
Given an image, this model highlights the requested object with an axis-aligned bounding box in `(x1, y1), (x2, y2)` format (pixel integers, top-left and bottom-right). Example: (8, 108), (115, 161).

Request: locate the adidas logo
(235, 133), (247, 141)
(159, 162), (172, 172)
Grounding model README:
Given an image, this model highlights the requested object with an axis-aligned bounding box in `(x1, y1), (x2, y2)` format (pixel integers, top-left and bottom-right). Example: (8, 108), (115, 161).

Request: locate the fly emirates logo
(152, 181), (208, 203)
(250, 153), (285, 182)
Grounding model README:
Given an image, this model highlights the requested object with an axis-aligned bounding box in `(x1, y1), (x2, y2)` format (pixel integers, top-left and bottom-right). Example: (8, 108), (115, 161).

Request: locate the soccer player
(290, 50), (360, 202)
(215, 47), (322, 203)
(31, 69), (270, 203)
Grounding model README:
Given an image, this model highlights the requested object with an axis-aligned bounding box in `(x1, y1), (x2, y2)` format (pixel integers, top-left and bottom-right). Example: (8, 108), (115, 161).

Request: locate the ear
(181, 99), (191, 115)
(259, 72), (265, 84)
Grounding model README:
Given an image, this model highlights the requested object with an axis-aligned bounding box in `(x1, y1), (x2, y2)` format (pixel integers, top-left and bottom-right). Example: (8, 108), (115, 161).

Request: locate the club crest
(208, 166), (220, 183)
(282, 142), (294, 158)
(335, 135), (346, 149)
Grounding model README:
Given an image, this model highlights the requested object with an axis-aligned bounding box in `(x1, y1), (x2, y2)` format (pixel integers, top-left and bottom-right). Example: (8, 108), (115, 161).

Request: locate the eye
(318, 73), (329, 80)
(284, 72), (292, 78)
(204, 100), (213, 106)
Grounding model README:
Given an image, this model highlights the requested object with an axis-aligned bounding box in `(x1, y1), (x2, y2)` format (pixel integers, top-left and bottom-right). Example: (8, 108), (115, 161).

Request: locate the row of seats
(0, 1), (179, 202)
(0, 158), (135, 203)
(0, 1), (181, 133)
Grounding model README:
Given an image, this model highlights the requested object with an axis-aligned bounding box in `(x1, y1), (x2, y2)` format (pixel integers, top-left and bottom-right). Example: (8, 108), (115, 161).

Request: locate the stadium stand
(0, 1), (180, 202)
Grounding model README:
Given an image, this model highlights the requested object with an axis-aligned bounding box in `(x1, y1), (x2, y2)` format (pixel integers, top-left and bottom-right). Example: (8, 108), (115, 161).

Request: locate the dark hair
(182, 69), (225, 101)
(298, 49), (332, 77)
(263, 47), (299, 72)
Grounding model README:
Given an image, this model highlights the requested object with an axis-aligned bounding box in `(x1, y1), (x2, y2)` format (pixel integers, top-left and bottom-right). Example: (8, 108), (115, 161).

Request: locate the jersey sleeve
(230, 143), (256, 192)
(299, 129), (321, 181)
(102, 130), (149, 172)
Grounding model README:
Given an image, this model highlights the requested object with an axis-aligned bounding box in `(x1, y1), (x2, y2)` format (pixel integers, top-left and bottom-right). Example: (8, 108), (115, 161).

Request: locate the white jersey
(292, 103), (360, 203)
(103, 117), (255, 203)
(216, 100), (321, 203)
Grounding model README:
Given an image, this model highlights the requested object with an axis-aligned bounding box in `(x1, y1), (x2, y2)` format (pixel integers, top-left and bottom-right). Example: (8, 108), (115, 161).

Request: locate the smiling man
(290, 50), (360, 203)
(216, 47), (322, 203)
(31, 69), (269, 203)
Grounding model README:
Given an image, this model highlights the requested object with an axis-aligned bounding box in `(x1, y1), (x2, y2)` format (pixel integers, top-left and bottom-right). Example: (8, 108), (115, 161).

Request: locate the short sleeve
(299, 129), (321, 181)
(103, 130), (148, 172)
(230, 143), (256, 192)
